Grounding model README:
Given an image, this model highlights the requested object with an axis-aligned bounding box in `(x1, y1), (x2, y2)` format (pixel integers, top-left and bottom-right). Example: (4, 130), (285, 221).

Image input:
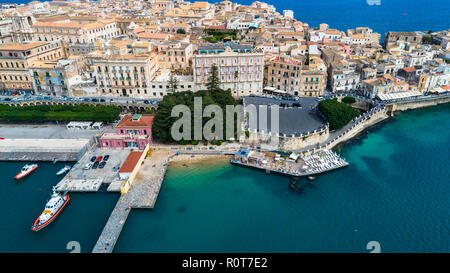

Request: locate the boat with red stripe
(14, 164), (38, 180)
(31, 188), (70, 232)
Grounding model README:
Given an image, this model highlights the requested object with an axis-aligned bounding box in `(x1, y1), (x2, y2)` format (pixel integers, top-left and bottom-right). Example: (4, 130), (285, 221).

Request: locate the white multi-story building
(283, 10), (294, 19)
(93, 52), (158, 97)
(32, 19), (120, 45)
(193, 44), (264, 98)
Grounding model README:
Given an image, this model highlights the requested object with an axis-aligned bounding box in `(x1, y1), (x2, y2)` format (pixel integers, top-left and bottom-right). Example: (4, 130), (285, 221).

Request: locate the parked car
(91, 98), (99, 102)
(100, 98), (105, 102)
(103, 155), (110, 161)
(99, 161), (106, 169)
(96, 156), (103, 162)
(92, 161), (99, 169)
(144, 100), (149, 104)
(83, 162), (93, 170)
(90, 156), (97, 162)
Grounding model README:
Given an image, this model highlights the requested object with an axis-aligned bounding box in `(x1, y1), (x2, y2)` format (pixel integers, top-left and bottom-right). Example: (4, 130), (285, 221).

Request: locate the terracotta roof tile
(119, 151), (143, 173)
(117, 115), (154, 128)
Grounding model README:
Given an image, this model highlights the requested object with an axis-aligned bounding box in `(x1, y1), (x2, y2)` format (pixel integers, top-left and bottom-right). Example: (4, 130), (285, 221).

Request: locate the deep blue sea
(215, 0), (450, 37)
(7, 0), (450, 38)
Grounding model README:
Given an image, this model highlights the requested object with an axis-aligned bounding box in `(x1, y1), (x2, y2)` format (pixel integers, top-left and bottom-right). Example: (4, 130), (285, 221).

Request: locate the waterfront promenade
(232, 149), (349, 178)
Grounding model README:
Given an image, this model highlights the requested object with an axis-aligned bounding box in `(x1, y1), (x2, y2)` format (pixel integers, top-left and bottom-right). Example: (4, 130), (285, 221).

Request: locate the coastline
(334, 102), (449, 151)
(168, 154), (231, 168)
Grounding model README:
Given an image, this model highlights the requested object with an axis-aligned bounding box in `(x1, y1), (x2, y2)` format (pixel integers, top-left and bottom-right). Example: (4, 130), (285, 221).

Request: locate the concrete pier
(54, 148), (131, 192)
(0, 138), (91, 161)
(231, 149), (348, 178)
(92, 150), (169, 253)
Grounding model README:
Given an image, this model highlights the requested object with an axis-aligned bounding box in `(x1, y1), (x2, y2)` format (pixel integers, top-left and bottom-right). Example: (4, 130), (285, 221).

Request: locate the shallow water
(114, 104), (450, 253)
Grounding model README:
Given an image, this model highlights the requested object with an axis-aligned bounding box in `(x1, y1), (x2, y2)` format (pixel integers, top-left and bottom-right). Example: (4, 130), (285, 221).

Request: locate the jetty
(0, 138), (91, 161)
(231, 148), (348, 177)
(92, 150), (169, 253)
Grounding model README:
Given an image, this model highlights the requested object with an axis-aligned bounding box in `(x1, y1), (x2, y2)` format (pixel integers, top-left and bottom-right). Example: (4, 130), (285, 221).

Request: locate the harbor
(0, 138), (92, 161)
(231, 148), (349, 178)
(1, 99), (448, 252)
(54, 147), (131, 192)
(92, 149), (170, 253)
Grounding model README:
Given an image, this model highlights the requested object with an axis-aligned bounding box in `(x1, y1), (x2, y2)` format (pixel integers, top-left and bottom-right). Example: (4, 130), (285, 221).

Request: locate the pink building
(100, 114), (154, 149)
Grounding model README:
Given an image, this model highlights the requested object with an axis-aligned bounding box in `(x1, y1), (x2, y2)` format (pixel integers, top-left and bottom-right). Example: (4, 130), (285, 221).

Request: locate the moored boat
(14, 164), (38, 180)
(56, 165), (71, 176)
(31, 188), (70, 232)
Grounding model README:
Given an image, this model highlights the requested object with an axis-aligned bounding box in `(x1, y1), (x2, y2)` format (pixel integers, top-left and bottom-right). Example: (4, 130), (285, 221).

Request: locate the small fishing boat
(307, 176), (316, 181)
(14, 164), (38, 180)
(56, 165), (71, 176)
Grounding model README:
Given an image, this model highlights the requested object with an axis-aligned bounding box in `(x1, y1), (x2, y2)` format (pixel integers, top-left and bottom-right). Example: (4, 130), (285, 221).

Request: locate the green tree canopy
(152, 89), (237, 143)
(342, 96), (356, 104)
(0, 104), (120, 123)
(318, 99), (359, 130)
(206, 63), (220, 92)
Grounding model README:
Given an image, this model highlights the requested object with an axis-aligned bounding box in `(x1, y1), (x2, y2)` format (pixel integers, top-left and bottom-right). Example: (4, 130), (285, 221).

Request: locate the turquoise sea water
(114, 104), (450, 253)
(0, 105), (448, 253)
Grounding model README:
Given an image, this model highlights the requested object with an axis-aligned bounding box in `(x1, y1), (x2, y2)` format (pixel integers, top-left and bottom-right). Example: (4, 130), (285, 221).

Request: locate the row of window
(196, 57), (261, 66)
(36, 42), (60, 53)
(271, 63), (302, 70)
(97, 66), (146, 73)
(196, 66), (262, 74)
(0, 61), (25, 69)
(1, 74), (29, 81)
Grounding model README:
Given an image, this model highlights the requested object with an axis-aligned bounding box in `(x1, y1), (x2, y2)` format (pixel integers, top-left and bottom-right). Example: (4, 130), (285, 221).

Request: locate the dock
(92, 150), (169, 253)
(54, 178), (103, 192)
(0, 138), (91, 161)
(54, 148), (131, 192)
(231, 149), (349, 178)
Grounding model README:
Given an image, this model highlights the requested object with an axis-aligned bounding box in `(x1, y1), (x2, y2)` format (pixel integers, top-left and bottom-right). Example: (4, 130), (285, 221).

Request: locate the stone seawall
(389, 96), (450, 113)
(325, 110), (389, 150)
(322, 96), (450, 151)
(0, 151), (79, 162)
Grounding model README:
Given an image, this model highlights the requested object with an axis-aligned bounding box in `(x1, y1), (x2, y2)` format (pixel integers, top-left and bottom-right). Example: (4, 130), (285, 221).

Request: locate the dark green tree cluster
(0, 104), (120, 123)
(318, 99), (359, 130)
(153, 64), (239, 144)
(342, 96), (356, 104)
(152, 89), (237, 144)
(422, 35), (433, 44)
(203, 29), (238, 43)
